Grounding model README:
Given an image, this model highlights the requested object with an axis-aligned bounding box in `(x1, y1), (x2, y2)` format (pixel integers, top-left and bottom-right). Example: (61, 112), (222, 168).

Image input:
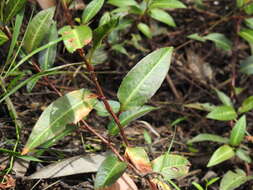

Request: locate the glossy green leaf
(206, 105), (237, 121)
(239, 56), (253, 75)
(23, 7), (55, 53)
(82, 0), (104, 24)
(22, 89), (97, 154)
(58, 25), (92, 53)
(152, 153), (190, 180)
(38, 22), (58, 71)
(239, 96), (253, 113)
(238, 28), (253, 44)
(0, 29), (9, 46)
(94, 155), (127, 189)
(214, 89), (233, 106)
(187, 133), (229, 144)
(229, 115), (246, 146)
(4, 0), (26, 23)
(150, 0), (186, 9)
(108, 105), (157, 136)
(206, 177), (220, 188)
(107, 0), (138, 7)
(187, 33), (206, 42)
(137, 22), (152, 39)
(184, 102), (216, 111)
(220, 169), (253, 190)
(236, 148), (252, 163)
(149, 9), (176, 27)
(94, 100), (120, 117)
(118, 47), (173, 110)
(125, 147), (152, 173)
(245, 18), (253, 29)
(204, 33), (232, 51)
(91, 18), (119, 53)
(207, 145), (235, 167)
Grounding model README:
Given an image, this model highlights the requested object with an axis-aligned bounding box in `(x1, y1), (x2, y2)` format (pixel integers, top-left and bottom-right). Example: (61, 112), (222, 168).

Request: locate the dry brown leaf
(0, 175), (16, 189)
(102, 173), (138, 190)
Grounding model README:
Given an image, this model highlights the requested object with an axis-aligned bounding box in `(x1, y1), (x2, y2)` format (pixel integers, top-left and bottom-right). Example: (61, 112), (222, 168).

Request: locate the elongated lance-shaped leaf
(206, 105), (237, 121)
(94, 155), (127, 189)
(38, 21), (58, 71)
(82, 0), (104, 24)
(58, 25), (92, 53)
(4, 0), (26, 24)
(229, 115), (246, 146)
(187, 133), (229, 144)
(150, 0), (186, 9)
(149, 9), (176, 27)
(207, 145), (235, 167)
(23, 7), (55, 53)
(108, 105), (157, 136)
(22, 89), (97, 155)
(117, 47), (173, 111)
(204, 33), (232, 51)
(238, 96), (253, 113)
(239, 28), (253, 44)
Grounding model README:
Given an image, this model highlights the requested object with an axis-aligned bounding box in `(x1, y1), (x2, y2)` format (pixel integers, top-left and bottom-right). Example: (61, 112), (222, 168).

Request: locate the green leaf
(94, 155), (127, 189)
(4, 0), (26, 23)
(23, 7), (55, 53)
(207, 145), (235, 167)
(108, 105), (157, 136)
(99, 11), (111, 26)
(220, 169), (253, 190)
(244, 18), (253, 29)
(150, 0), (186, 9)
(38, 22), (58, 71)
(0, 29), (9, 46)
(184, 102), (216, 111)
(143, 130), (152, 144)
(229, 115), (246, 146)
(239, 96), (253, 113)
(117, 47), (173, 110)
(206, 105), (237, 121)
(125, 147), (152, 173)
(244, 3), (253, 14)
(112, 44), (129, 56)
(91, 18), (119, 53)
(214, 89), (233, 106)
(21, 89), (97, 154)
(137, 22), (152, 39)
(94, 100), (120, 117)
(107, 0), (138, 7)
(236, 148), (252, 163)
(82, 0), (104, 24)
(152, 152), (190, 180)
(149, 9), (176, 27)
(239, 56), (253, 75)
(204, 33), (232, 51)
(58, 25), (92, 53)
(192, 182), (204, 190)
(187, 33), (206, 42)
(238, 28), (253, 44)
(206, 177), (220, 188)
(187, 133), (229, 144)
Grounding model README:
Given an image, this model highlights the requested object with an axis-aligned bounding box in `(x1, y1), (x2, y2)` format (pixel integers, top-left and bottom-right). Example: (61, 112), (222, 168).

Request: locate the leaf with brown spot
(125, 147), (152, 174)
(22, 89), (97, 155)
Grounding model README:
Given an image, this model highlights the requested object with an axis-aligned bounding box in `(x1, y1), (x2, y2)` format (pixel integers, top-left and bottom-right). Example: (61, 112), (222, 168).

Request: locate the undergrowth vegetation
(0, 0), (253, 189)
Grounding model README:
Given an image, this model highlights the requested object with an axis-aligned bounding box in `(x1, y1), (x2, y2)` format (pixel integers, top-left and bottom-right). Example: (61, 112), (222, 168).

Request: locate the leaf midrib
(27, 11), (52, 52)
(121, 50), (169, 109)
(27, 100), (87, 150)
(5, 0), (23, 23)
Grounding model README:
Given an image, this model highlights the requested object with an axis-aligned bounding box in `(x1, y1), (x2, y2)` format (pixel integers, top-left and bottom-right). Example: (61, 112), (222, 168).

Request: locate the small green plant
(0, 0), (190, 189)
